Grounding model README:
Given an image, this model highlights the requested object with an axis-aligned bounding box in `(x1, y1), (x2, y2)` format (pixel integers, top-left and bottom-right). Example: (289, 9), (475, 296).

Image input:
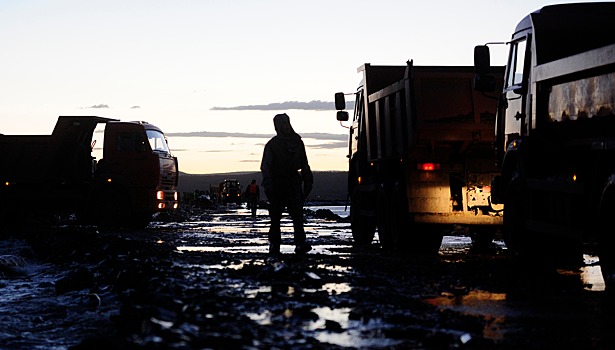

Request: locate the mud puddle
(1, 205), (613, 349)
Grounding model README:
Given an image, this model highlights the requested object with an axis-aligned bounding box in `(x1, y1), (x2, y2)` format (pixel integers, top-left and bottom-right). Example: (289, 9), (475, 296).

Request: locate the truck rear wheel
(470, 226), (497, 251)
(376, 183), (443, 255)
(401, 223), (443, 255)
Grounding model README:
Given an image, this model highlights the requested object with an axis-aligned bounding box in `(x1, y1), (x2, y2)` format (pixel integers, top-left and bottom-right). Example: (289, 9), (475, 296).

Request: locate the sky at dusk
(0, 0), (599, 174)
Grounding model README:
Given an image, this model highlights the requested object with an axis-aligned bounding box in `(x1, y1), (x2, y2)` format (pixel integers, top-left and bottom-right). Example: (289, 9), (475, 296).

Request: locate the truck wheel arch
(81, 174), (138, 227)
(500, 148), (520, 197)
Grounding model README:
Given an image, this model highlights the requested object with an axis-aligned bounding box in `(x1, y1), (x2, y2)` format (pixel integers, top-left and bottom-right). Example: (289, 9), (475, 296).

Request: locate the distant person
(245, 179), (260, 218)
(261, 113), (313, 256)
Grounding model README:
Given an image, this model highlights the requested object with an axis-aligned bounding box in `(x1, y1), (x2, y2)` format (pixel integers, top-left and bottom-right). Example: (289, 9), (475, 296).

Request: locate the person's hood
(273, 113), (298, 137)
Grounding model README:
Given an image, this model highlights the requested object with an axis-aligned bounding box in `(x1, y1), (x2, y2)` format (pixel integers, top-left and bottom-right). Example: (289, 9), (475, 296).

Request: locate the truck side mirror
(473, 45), (496, 92)
(335, 92), (346, 111)
(474, 45), (490, 74)
(337, 111), (349, 122)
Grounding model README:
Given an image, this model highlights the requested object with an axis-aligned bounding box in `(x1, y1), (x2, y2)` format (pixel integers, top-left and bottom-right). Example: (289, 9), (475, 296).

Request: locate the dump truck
(0, 116), (179, 227)
(217, 179), (243, 205)
(473, 2), (615, 276)
(335, 61), (504, 253)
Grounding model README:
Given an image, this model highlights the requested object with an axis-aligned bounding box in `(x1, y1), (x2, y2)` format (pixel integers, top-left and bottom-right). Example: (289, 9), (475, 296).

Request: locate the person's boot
(269, 242), (281, 256)
(294, 243), (312, 255)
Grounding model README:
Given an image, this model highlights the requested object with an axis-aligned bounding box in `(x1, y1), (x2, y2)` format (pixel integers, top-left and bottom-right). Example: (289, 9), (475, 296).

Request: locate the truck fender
(599, 173), (615, 215)
(494, 147), (520, 204)
(598, 174), (615, 222)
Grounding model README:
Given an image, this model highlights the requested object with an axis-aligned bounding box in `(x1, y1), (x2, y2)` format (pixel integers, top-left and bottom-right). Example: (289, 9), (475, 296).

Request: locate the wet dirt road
(1, 205), (614, 349)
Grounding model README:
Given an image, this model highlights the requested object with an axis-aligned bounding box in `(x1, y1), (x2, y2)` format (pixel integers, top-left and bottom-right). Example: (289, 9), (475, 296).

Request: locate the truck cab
(474, 2), (615, 273)
(217, 179), (242, 205)
(92, 120), (179, 225)
(0, 116), (178, 227)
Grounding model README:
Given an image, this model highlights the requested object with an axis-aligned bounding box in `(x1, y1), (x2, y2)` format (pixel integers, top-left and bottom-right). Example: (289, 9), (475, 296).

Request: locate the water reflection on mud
(308, 306), (404, 348)
(425, 290), (508, 341)
(2, 205), (611, 349)
(567, 254), (605, 292)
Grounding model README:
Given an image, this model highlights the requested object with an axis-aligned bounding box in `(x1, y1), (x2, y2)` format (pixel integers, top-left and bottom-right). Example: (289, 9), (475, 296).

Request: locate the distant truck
(473, 2), (615, 272)
(217, 179), (242, 205)
(335, 61), (504, 253)
(0, 116), (179, 227)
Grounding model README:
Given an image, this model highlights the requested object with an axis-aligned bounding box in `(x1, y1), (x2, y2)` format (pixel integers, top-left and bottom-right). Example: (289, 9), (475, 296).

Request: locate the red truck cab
(90, 120), (179, 226)
(0, 116), (178, 228)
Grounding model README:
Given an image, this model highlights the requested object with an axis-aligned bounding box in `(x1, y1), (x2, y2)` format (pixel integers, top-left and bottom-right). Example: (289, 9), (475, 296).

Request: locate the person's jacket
(261, 133), (313, 199)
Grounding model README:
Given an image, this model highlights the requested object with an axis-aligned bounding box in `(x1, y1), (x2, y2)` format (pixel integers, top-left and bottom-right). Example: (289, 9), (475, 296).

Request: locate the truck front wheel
(376, 182), (404, 252)
(598, 183), (615, 287)
(350, 187), (377, 247)
(504, 172), (545, 260)
(83, 184), (137, 228)
(503, 172), (526, 253)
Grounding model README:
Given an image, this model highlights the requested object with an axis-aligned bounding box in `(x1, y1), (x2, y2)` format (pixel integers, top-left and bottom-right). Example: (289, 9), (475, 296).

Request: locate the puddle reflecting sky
(245, 306), (404, 348)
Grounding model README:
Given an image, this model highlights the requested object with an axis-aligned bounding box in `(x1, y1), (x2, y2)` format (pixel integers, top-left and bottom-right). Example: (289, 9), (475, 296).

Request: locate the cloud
(309, 141), (348, 149)
(86, 104), (109, 109)
(166, 130), (347, 142)
(81, 104), (141, 109)
(211, 100), (353, 111)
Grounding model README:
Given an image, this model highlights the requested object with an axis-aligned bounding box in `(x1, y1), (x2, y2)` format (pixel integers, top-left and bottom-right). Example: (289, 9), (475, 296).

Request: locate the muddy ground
(1, 205), (615, 349)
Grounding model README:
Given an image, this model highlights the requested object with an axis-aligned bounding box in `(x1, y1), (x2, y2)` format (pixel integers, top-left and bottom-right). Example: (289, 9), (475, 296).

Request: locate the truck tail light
(417, 163), (440, 171)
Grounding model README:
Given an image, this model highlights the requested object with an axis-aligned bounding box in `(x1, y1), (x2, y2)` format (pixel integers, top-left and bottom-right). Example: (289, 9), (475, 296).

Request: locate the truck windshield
(146, 130), (171, 153)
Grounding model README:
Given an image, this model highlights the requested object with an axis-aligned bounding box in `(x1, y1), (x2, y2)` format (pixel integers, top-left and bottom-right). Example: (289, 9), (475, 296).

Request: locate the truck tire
(376, 182), (404, 252)
(377, 181), (442, 255)
(84, 185), (135, 228)
(504, 172), (550, 261)
(350, 188), (376, 246)
(598, 183), (615, 287)
(402, 223), (444, 255)
(470, 226), (497, 252)
(506, 172), (581, 268)
(503, 172), (526, 253)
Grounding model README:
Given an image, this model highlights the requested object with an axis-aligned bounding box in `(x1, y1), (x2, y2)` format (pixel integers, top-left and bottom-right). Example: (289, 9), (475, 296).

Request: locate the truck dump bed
(0, 116), (113, 184)
(362, 62), (503, 163)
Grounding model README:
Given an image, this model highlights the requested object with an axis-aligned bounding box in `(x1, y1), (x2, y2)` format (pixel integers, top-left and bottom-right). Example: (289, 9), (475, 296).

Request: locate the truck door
(349, 89), (364, 159)
(101, 127), (156, 188)
(502, 37), (530, 145)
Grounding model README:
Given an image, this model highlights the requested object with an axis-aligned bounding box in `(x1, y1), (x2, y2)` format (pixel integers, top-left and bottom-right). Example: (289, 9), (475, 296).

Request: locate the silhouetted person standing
(261, 113), (313, 255)
(245, 179), (260, 218)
